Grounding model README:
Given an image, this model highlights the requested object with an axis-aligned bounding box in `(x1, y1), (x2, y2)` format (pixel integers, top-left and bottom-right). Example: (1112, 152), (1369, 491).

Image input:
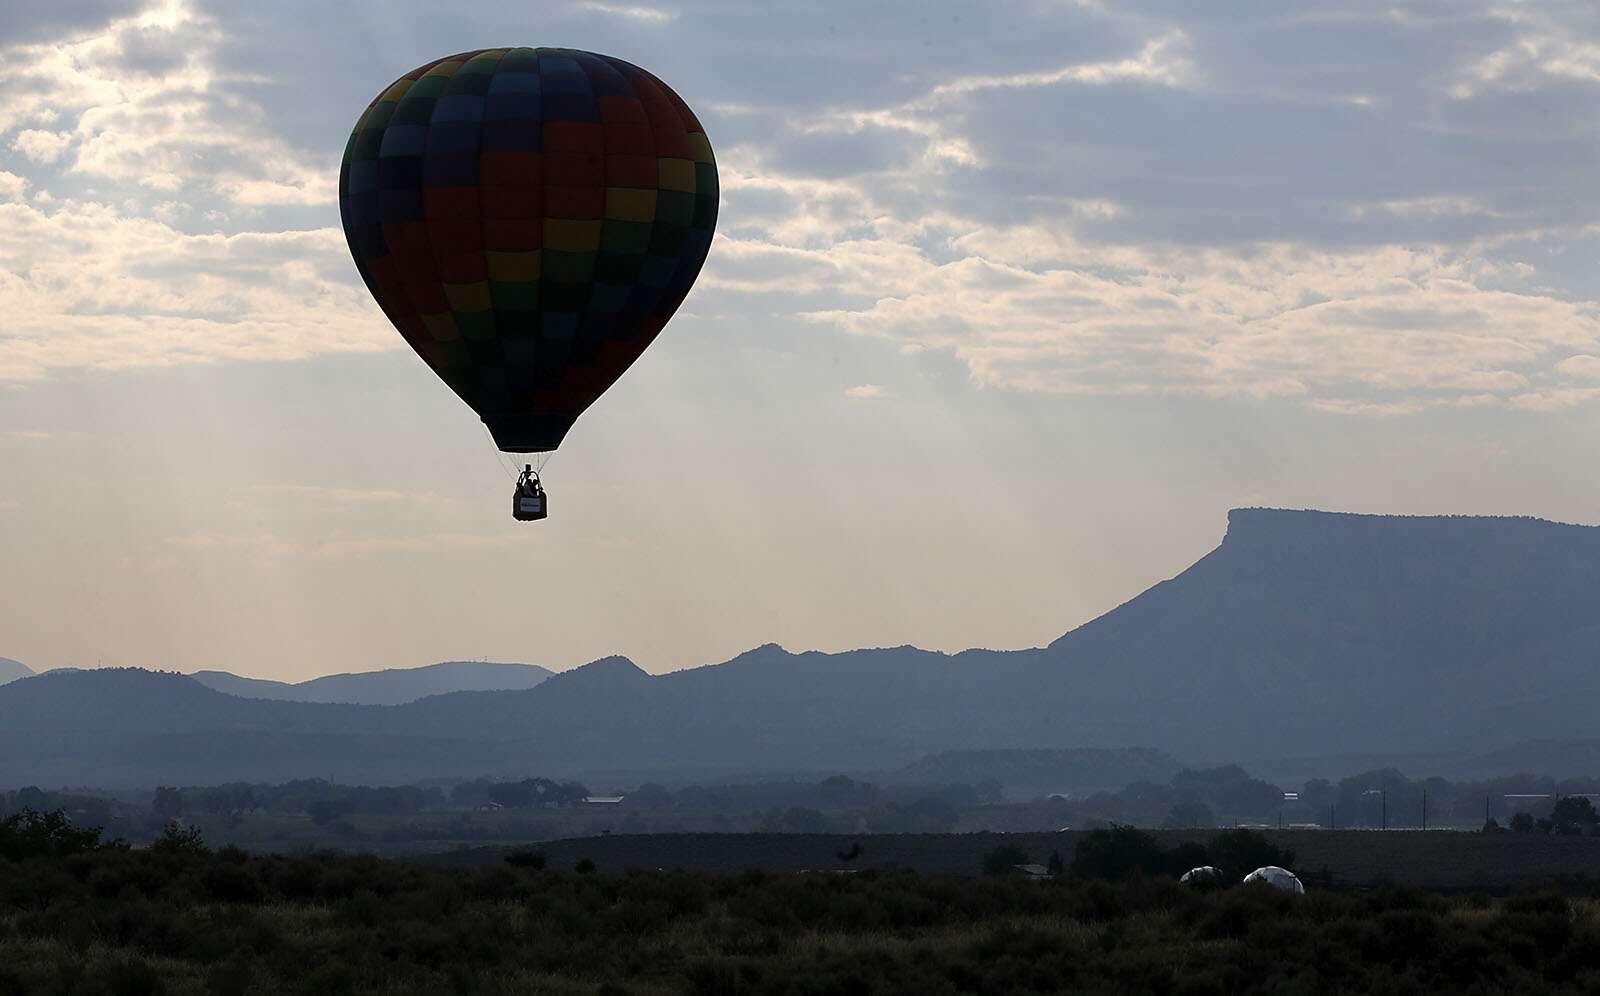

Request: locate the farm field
(432, 830), (1600, 891)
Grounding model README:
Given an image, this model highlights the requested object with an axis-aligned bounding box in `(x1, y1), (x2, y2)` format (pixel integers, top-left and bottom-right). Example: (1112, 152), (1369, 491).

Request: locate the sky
(2, 0), (1599, 681)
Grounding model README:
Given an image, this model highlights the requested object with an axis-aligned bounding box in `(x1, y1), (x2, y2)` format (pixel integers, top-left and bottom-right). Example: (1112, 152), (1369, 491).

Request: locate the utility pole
(1382, 788), (1387, 831)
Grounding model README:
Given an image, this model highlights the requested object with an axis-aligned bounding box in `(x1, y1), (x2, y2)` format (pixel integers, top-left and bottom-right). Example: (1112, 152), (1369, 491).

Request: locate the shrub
(1552, 797), (1599, 835)
(1168, 841), (1212, 876)
(1072, 825), (1167, 881)
(982, 843), (1030, 876)
(0, 809), (105, 861)
(271, 859), (322, 901)
(505, 849), (546, 869)
(1207, 829), (1293, 879)
(206, 954), (254, 996)
(151, 822), (208, 858)
(100, 957), (167, 996)
(203, 863), (263, 904)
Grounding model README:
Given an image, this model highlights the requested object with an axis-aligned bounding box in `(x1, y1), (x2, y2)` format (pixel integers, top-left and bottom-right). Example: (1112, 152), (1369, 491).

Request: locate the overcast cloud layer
(3, 0), (1597, 412)
(3, 1), (1600, 677)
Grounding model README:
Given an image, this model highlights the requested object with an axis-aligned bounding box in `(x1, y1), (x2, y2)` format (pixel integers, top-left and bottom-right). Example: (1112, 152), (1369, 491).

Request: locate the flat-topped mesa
(1217, 507), (1600, 571)
(1225, 506), (1597, 534)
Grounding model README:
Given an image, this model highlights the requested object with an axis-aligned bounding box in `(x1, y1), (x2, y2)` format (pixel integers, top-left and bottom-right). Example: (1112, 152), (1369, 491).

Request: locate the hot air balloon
(338, 48), (718, 520)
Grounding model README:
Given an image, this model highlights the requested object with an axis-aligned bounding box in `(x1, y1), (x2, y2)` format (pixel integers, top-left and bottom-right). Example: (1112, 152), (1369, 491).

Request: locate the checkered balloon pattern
(339, 49), (718, 453)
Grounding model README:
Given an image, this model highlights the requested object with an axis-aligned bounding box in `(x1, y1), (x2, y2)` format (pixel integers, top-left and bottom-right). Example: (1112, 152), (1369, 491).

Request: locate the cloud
(0, 0), (333, 205)
(2, 429), (75, 441)
(844, 384), (891, 400)
(917, 30), (1197, 103)
(1556, 355), (1600, 381)
(10, 130), (73, 163)
(578, 1), (675, 22)
(244, 485), (461, 508)
(1, 0), (1598, 420)
(0, 0), (143, 46)
(0, 195), (386, 380)
(1449, 3), (1600, 97)
(690, 0), (1600, 415)
(248, 485), (413, 504)
(0, 172), (27, 202)
(767, 228), (1600, 412)
(168, 529), (500, 560)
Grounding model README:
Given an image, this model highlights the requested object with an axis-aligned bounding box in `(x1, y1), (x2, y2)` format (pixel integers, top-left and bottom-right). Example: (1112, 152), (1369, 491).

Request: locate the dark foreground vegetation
(4, 813), (1600, 995)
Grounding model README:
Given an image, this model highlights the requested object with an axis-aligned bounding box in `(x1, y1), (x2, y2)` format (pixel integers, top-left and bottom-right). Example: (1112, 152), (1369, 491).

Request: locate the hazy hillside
(0, 669), (534, 786)
(5, 509), (1600, 786)
(191, 660), (553, 706)
(0, 658), (30, 685)
(1450, 739), (1600, 780)
(1039, 508), (1600, 757)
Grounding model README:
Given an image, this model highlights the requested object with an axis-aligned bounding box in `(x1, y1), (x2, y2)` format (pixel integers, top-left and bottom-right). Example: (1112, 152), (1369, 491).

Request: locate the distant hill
(1038, 508), (1600, 758)
(1450, 739), (1600, 780)
(190, 660), (552, 706)
(888, 748), (1183, 799)
(5, 509), (1600, 786)
(0, 668), (532, 785)
(0, 658), (31, 685)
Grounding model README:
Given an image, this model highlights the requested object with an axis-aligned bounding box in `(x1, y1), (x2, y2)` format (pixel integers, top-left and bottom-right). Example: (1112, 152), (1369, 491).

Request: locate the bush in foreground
(0, 812), (1598, 994)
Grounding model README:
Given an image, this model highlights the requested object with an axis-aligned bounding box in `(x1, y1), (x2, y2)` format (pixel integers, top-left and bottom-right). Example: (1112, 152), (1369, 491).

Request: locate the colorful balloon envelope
(339, 48), (718, 453)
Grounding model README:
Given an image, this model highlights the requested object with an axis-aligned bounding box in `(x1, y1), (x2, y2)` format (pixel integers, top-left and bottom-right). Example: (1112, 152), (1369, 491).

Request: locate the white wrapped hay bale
(1242, 866), (1304, 893)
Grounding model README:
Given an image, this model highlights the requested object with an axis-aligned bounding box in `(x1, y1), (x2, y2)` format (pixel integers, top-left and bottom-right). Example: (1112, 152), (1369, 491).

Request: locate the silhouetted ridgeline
(190, 659), (552, 706)
(3, 508), (1598, 785)
(0, 658), (30, 685)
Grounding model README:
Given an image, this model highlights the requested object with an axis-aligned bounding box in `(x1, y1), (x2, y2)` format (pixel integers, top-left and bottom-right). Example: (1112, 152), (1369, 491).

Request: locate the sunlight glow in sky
(2, 1), (1598, 679)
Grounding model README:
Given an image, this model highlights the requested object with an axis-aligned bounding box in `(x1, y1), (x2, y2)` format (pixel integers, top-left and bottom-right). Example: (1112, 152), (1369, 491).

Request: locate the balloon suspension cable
(482, 424), (519, 481)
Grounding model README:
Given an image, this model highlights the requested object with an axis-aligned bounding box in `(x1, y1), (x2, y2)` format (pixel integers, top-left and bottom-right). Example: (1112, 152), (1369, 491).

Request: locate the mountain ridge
(5, 508), (1598, 786)
(0, 658), (30, 685)
(189, 660), (553, 706)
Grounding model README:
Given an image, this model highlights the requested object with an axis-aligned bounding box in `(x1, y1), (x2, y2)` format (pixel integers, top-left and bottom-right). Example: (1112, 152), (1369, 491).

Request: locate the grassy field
(4, 835), (1600, 995)
(430, 829), (1600, 890)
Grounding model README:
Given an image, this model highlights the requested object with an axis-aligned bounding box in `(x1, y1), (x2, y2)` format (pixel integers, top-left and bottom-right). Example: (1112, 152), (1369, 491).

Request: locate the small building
(583, 796), (625, 805)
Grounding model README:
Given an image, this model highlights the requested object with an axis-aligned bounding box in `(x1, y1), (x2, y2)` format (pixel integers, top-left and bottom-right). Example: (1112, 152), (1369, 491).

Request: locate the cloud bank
(1, 0), (1598, 412)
